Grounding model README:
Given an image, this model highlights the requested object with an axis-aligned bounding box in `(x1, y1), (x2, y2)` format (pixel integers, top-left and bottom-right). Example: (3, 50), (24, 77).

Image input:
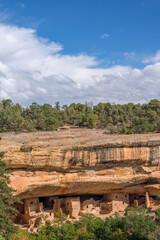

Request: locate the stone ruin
(13, 191), (159, 229)
(2, 130), (160, 231)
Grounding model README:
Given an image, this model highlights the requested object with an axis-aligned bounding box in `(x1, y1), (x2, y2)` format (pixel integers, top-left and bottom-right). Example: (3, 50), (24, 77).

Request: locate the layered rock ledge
(0, 129), (160, 199)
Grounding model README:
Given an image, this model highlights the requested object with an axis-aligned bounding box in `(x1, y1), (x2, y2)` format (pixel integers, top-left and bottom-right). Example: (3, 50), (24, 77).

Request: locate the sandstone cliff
(0, 129), (160, 199)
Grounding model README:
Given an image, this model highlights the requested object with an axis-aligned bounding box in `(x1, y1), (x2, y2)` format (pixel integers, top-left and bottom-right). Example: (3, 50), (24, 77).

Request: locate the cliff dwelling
(1, 129), (160, 229)
(13, 191), (160, 228)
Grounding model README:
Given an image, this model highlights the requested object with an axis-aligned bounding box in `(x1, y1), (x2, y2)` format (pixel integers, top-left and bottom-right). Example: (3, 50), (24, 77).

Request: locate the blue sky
(0, 0), (160, 104)
(2, 0), (160, 68)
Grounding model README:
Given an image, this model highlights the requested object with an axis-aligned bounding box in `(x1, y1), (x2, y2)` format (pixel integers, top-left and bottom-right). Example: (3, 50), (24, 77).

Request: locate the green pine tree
(0, 152), (21, 239)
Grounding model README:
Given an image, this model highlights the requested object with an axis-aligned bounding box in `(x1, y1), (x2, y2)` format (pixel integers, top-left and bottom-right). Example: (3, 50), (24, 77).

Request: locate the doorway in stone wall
(39, 197), (50, 209)
(51, 200), (54, 208)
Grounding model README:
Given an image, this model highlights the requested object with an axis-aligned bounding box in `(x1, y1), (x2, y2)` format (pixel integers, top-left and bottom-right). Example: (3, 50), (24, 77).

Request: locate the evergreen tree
(0, 152), (20, 239)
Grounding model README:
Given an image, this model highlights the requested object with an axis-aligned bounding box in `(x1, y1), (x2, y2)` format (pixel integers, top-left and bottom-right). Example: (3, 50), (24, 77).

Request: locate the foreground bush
(10, 208), (160, 240)
(12, 229), (31, 240)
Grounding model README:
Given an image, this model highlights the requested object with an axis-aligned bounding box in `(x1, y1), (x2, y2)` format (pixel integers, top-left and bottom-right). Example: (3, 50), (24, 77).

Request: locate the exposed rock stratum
(1, 129), (160, 199)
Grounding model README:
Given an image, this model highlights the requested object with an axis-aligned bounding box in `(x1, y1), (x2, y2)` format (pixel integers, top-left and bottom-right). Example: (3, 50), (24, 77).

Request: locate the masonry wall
(104, 193), (129, 212)
(25, 198), (39, 212)
(69, 197), (80, 218)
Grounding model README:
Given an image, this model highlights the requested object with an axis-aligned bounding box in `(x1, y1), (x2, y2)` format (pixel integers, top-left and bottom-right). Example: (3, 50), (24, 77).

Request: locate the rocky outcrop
(0, 129), (160, 199)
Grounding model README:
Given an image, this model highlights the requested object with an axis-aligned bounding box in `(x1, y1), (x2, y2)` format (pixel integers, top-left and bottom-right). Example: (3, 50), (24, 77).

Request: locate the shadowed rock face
(0, 129), (160, 199)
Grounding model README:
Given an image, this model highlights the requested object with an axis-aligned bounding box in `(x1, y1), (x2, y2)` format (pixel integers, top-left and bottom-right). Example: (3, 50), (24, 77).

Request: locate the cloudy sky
(0, 0), (160, 105)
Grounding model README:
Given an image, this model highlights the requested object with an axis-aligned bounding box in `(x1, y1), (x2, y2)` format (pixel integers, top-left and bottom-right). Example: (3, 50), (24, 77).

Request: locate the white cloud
(100, 33), (110, 39)
(143, 50), (160, 64)
(152, 52), (160, 62)
(123, 52), (135, 59)
(0, 24), (160, 105)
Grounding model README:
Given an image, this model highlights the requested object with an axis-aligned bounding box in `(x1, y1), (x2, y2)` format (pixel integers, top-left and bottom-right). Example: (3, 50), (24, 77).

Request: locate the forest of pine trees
(1, 99), (160, 134)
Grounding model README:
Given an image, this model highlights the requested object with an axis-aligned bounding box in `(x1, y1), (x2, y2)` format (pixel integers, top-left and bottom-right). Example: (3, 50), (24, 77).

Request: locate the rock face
(0, 129), (160, 199)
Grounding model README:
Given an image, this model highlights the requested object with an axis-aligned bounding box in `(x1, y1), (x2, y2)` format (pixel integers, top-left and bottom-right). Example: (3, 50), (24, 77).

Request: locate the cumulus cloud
(0, 24), (160, 105)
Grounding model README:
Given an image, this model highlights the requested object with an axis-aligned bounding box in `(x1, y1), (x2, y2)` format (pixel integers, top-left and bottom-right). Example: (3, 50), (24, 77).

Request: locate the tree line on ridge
(1, 99), (160, 134)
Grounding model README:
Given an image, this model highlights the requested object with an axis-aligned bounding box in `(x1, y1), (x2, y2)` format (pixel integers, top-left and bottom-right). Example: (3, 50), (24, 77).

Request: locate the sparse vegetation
(69, 157), (84, 166)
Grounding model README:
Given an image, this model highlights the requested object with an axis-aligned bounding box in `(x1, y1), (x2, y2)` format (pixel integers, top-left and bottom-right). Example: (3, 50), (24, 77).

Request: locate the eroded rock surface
(0, 129), (160, 199)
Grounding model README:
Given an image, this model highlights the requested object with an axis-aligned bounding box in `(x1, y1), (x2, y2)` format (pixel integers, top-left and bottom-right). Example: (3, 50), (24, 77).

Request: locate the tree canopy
(1, 99), (160, 134)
